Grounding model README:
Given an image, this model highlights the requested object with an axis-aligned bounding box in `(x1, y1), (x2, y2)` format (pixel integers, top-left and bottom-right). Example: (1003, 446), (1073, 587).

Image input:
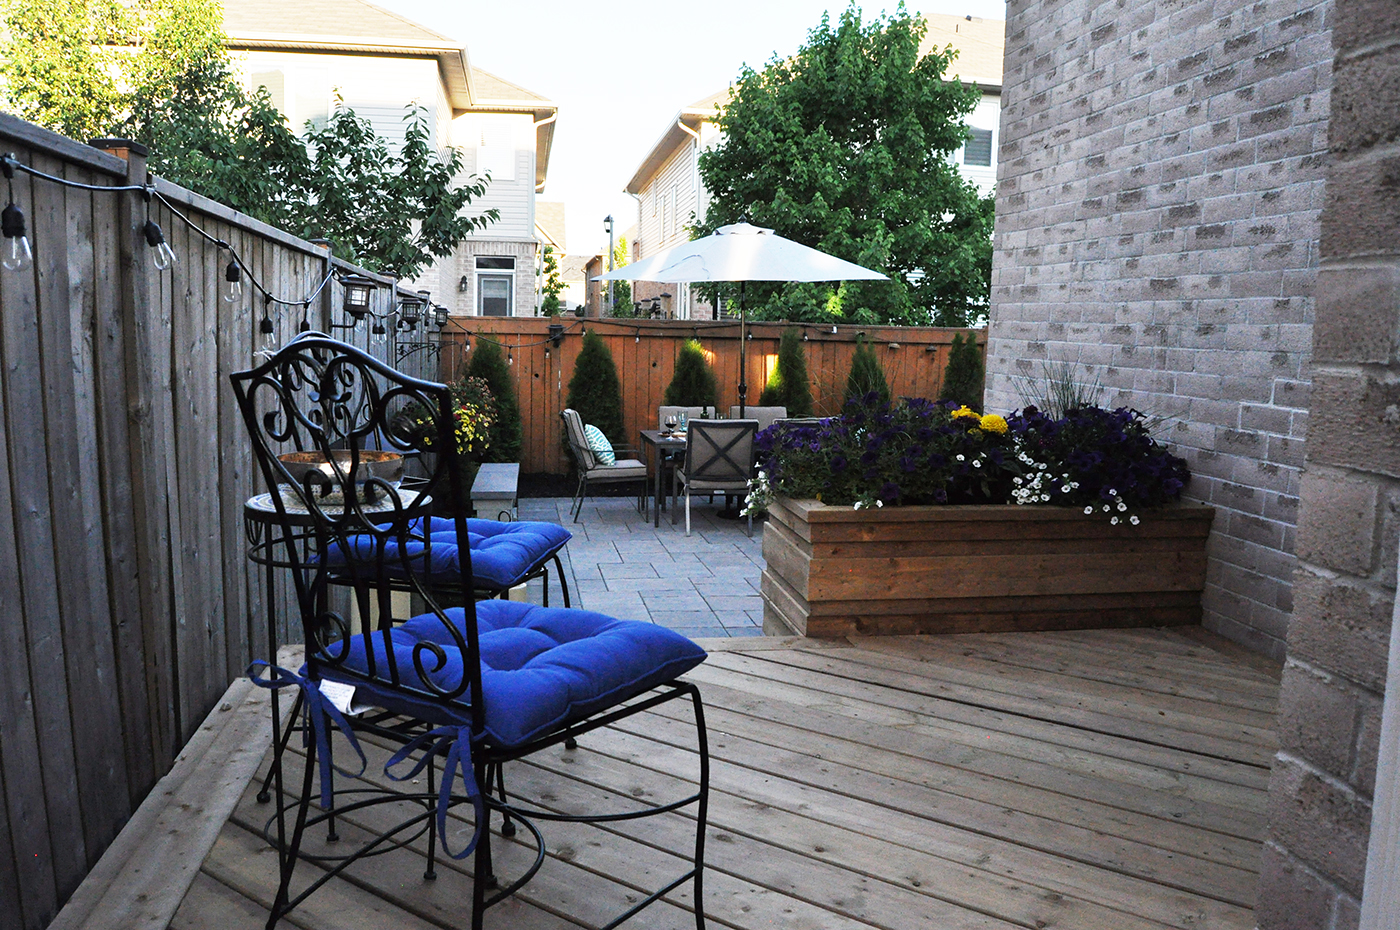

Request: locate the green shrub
(664, 339), (719, 408)
(938, 332), (986, 413)
(567, 329), (624, 445)
(759, 327), (813, 416)
(843, 335), (891, 406)
(465, 337), (522, 463)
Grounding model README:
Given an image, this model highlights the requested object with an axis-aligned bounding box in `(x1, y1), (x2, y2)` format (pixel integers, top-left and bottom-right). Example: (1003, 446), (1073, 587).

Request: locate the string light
(1, 159), (31, 273)
(257, 295), (276, 357)
(142, 190), (176, 271)
(223, 258), (243, 304)
(298, 302), (311, 333)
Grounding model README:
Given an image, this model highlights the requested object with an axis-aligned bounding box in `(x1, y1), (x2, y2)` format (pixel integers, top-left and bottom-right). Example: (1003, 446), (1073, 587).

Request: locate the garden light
(143, 219), (175, 270)
(1, 158), (31, 273)
(340, 273), (376, 321)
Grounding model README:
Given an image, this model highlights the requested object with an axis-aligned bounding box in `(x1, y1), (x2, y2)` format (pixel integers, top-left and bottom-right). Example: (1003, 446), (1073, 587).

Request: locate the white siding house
(222, 0), (557, 317)
(624, 15), (1004, 319)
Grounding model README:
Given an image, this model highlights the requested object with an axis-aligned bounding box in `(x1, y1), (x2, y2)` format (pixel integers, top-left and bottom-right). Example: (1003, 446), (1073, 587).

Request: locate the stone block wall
(986, 0), (1333, 660)
(1255, 0), (1400, 923)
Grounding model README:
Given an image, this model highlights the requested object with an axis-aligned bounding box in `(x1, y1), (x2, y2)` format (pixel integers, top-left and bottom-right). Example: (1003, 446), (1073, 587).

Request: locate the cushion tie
(385, 725), (485, 860)
(248, 661), (367, 810)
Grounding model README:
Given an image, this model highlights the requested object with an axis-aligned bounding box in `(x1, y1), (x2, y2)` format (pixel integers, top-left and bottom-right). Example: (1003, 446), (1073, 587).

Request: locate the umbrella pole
(738, 281), (747, 418)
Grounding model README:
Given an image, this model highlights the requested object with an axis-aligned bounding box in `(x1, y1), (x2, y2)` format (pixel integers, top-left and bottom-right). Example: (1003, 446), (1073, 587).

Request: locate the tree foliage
(606, 236), (632, 316)
(759, 328), (814, 416)
(540, 246), (564, 315)
(465, 338), (523, 464)
(844, 336), (891, 406)
(664, 339), (719, 408)
(567, 330), (624, 445)
(938, 331), (986, 412)
(0, 0), (496, 279)
(697, 5), (994, 326)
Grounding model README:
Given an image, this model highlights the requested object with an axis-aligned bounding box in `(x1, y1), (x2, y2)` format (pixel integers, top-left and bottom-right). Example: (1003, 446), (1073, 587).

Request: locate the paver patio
(519, 495), (767, 638)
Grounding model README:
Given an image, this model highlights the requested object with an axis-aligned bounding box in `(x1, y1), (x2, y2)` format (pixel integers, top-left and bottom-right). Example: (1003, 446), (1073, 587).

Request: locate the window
(476, 256), (515, 316)
(963, 128), (993, 167)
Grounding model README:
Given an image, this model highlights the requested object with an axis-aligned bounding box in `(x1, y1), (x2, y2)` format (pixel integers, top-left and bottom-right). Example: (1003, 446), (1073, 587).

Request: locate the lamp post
(604, 214), (615, 315)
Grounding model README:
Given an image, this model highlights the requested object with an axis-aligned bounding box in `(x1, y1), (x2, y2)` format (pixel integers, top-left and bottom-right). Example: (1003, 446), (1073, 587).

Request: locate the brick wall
(1256, 0), (1400, 923)
(986, 0), (1333, 659)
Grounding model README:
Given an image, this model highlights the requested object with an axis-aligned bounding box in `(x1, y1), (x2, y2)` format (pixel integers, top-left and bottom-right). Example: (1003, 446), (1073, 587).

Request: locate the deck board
(147, 628), (1277, 930)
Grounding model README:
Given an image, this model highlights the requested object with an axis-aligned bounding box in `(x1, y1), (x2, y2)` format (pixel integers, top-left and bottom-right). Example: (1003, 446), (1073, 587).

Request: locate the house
(222, 0), (557, 317)
(623, 15), (1005, 320)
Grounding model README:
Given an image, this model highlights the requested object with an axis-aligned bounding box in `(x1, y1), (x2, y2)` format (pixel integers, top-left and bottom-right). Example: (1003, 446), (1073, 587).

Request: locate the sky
(373, 0), (1008, 256)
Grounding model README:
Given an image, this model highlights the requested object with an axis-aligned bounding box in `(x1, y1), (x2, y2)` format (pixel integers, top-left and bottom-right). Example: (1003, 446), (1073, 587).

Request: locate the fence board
(441, 319), (982, 475)
(0, 115), (401, 930)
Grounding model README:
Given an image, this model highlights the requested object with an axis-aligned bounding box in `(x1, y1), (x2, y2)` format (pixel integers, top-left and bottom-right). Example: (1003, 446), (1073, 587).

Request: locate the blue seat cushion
(327, 517), (571, 590)
(326, 600), (707, 748)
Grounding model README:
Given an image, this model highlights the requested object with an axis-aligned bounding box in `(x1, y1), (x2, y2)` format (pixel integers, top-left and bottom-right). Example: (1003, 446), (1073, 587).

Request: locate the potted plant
(392, 375), (495, 510)
(750, 395), (1213, 637)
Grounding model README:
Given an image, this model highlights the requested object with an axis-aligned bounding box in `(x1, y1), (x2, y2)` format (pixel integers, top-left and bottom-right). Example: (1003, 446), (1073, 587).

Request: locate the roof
(624, 87), (733, 195)
(536, 201), (566, 251)
(624, 17), (1005, 194)
(222, 1), (558, 186)
(920, 14), (1005, 89)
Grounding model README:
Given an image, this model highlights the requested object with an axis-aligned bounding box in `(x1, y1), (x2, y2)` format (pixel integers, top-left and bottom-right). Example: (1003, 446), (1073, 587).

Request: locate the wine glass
(664, 414), (678, 435)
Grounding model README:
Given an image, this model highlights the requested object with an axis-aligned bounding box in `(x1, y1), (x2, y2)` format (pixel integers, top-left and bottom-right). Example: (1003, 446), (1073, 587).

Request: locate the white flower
(1111, 516), (1120, 525)
(1102, 504), (1110, 512)
(1108, 488), (1117, 497)
(1061, 485), (1071, 493)
(1083, 506), (1093, 515)
(1130, 515), (1140, 525)
(875, 500), (884, 508)
(1118, 502), (1127, 512)
(1041, 494), (1050, 502)
(972, 459), (983, 468)
(956, 454), (965, 462)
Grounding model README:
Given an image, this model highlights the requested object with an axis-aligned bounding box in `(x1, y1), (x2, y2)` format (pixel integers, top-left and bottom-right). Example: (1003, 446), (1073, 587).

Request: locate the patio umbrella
(595, 222), (887, 415)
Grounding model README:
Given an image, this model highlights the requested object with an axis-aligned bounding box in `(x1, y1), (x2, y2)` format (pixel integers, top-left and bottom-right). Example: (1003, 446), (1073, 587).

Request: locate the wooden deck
(84, 627), (1279, 930)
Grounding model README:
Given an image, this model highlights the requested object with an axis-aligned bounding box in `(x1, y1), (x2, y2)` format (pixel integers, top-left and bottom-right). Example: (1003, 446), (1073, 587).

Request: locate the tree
(540, 246), (564, 315)
(664, 339), (719, 408)
(938, 331), (986, 412)
(844, 336), (891, 406)
(607, 237), (632, 317)
(0, 0), (497, 279)
(759, 328), (814, 416)
(465, 338), (522, 463)
(566, 330), (624, 445)
(697, 5), (994, 326)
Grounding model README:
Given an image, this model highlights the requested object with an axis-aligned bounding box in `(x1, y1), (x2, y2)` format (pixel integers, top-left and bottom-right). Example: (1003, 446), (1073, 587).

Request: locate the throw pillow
(583, 423), (616, 466)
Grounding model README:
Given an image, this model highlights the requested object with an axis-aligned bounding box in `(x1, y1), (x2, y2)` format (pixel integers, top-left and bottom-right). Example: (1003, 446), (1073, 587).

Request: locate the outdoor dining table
(638, 428), (687, 527)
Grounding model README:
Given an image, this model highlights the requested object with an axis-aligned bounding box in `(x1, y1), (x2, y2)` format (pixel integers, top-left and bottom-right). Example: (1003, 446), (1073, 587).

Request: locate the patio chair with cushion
(232, 335), (711, 930)
(728, 405), (787, 432)
(672, 418), (760, 537)
(561, 407), (648, 523)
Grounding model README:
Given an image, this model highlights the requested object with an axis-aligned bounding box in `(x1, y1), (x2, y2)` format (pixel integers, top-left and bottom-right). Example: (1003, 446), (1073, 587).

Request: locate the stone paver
(517, 495), (767, 637)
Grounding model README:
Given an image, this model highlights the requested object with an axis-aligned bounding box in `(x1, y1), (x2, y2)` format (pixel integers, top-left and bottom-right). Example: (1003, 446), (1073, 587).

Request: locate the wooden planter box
(761, 497), (1215, 638)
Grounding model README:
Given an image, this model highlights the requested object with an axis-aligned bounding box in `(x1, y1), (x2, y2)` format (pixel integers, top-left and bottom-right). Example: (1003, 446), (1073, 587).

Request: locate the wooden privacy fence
(0, 115), (416, 930)
(441, 318), (984, 475)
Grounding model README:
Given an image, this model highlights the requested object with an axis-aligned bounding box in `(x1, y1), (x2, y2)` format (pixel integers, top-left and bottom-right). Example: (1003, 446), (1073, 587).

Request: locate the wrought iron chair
(232, 335), (710, 930)
(561, 407), (648, 522)
(672, 419), (760, 537)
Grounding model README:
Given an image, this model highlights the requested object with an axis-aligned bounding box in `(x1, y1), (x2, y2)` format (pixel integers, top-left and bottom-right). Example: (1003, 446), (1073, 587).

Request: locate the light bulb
(508, 353), (514, 366)
(258, 316), (277, 356)
(143, 220), (175, 271)
(223, 260), (242, 303)
(2, 202), (32, 272)
(3, 230), (31, 272)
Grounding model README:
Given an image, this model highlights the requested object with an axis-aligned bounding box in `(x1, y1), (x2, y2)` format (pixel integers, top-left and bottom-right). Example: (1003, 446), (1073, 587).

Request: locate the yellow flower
(952, 405), (980, 420)
(980, 414), (1009, 434)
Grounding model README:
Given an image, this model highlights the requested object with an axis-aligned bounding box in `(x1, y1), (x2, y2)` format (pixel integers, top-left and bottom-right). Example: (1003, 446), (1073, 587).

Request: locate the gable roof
(223, 0), (476, 108)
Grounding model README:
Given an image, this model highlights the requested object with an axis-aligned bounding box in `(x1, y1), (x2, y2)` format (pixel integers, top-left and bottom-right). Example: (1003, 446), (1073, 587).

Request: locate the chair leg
(689, 685), (711, 930)
(552, 553), (572, 608)
(685, 490), (692, 537)
(265, 714), (320, 930)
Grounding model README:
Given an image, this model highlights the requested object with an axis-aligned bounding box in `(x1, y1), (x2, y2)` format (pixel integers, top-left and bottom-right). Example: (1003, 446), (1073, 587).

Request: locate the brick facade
(990, 0), (1400, 922)
(987, 0), (1332, 661)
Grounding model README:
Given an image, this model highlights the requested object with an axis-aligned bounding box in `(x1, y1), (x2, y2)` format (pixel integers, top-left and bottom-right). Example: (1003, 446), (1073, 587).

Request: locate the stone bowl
(277, 450), (404, 503)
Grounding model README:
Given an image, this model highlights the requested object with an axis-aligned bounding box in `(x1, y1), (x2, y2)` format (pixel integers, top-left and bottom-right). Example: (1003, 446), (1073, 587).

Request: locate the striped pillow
(583, 423), (615, 466)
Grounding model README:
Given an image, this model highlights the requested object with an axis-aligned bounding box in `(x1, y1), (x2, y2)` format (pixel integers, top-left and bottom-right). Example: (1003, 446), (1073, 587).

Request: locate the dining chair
(672, 419), (760, 537)
(728, 405), (787, 432)
(232, 335), (711, 930)
(561, 407), (648, 522)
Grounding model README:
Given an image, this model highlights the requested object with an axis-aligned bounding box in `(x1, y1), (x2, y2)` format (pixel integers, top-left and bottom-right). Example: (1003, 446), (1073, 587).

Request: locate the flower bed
(754, 397), (1214, 637)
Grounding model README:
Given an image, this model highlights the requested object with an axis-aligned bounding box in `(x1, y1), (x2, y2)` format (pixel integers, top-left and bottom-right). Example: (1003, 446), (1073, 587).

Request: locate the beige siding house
(222, 0), (557, 317)
(624, 15), (1004, 320)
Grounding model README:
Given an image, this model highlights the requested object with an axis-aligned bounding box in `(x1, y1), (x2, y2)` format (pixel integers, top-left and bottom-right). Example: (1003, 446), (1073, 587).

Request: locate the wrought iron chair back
(230, 332), (483, 717)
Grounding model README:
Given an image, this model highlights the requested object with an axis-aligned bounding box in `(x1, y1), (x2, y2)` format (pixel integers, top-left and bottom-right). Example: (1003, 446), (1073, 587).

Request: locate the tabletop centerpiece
(750, 394), (1213, 637)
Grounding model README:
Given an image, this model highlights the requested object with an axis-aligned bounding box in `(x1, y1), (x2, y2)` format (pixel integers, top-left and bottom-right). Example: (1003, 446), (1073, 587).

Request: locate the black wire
(1, 153), (148, 193)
